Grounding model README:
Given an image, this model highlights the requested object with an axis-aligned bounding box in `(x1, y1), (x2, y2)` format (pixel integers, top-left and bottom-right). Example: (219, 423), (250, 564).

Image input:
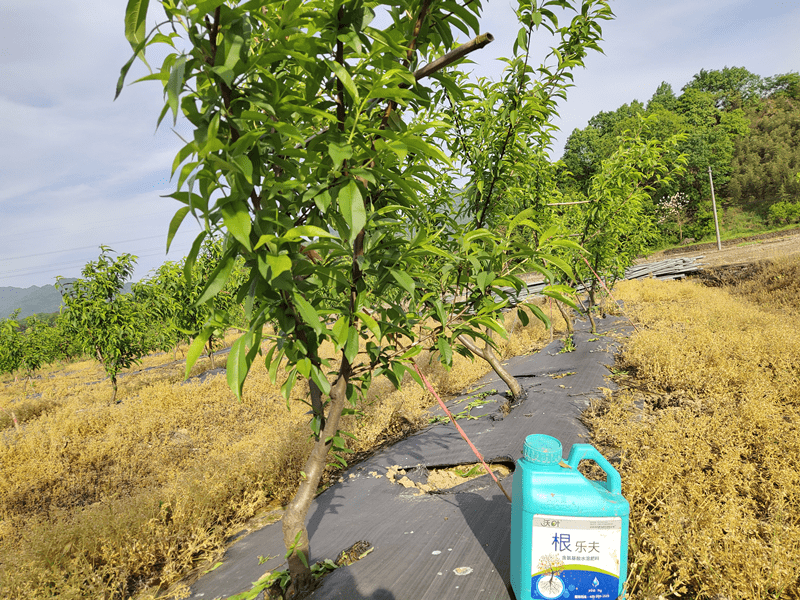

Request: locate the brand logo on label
(539, 519), (561, 527)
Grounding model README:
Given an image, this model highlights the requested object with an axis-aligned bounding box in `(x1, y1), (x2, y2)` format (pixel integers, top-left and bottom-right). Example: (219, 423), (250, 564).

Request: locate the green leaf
(184, 231), (208, 284)
(542, 288), (578, 310)
(344, 326), (359, 364)
(388, 269), (414, 295)
(292, 293), (322, 335)
(224, 32), (245, 71)
(124, 0), (150, 50)
(331, 316), (349, 350)
(220, 200), (252, 251)
(297, 357), (311, 378)
(166, 207), (191, 253)
(297, 549), (309, 569)
(264, 344), (282, 383)
(202, 562), (224, 575)
(326, 60), (359, 103)
(231, 154), (253, 184)
(310, 365), (331, 396)
(356, 311), (380, 342)
(166, 55), (186, 125)
(475, 271), (493, 293)
(405, 363), (424, 387)
(115, 34), (151, 100)
(185, 328), (212, 379)
(211, 65), (235, 88)
(281, 368), (297, 400)
(523, 302), (551, 329)
(338, 181), (366, 244)
(196, 250), (235, 305)
(285, 225), (337, 241)
(437, 337), (452, 366)
(266, 254), (292, 280)
(328, 141), (353, 168)
(226, 333), (251, 401)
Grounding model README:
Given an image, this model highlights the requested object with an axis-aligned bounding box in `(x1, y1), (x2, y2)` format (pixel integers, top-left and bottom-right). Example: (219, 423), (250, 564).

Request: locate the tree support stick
(413, 363), (512, 503)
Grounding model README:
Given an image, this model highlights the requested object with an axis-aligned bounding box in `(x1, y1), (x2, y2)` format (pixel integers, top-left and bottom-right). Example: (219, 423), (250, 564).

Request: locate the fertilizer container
(510, 434), (630, 600)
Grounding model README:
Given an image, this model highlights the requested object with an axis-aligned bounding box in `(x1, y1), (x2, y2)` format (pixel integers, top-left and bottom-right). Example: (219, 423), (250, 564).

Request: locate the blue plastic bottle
(510, 435), (630, 600)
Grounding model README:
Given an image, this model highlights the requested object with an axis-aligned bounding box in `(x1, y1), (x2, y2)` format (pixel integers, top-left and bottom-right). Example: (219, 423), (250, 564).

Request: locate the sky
(0, 0), (798, 291)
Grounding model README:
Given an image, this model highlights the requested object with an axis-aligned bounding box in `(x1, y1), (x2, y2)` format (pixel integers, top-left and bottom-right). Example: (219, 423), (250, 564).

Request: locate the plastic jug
(510, 434), (630, 600)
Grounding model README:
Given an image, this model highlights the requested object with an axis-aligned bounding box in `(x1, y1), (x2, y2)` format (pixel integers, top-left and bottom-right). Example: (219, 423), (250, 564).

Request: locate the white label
(530, 515), (622, 599)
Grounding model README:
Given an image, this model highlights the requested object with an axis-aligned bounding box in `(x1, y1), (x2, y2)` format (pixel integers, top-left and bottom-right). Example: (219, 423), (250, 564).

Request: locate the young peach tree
(57, 247), (147, 403)
(119, 0), (613, 594)
(0, 310), (23, 381)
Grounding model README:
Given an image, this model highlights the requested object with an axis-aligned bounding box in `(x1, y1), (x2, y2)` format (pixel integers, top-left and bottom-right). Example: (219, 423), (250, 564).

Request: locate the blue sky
(1, 0), (798, 291)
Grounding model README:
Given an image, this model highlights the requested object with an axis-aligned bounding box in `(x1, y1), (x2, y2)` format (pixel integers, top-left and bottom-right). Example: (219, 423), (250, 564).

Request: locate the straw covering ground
(585, 256), (800, 599)
(2, 256), (800, 599)
(0, 306), (565, 599)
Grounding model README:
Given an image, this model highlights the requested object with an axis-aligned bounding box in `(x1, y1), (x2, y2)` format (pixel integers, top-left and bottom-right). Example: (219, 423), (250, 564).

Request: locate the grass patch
(717, 204), (770, 239)
(0, 302), (566, 599)
(583, 259), (800, 599)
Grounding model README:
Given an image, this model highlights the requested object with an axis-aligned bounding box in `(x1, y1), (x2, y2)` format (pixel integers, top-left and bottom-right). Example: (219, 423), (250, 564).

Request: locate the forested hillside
(558, 67), (800, 244)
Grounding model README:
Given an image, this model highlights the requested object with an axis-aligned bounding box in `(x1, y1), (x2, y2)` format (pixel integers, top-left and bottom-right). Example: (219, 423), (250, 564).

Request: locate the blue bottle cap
(523, 434), (562, 464)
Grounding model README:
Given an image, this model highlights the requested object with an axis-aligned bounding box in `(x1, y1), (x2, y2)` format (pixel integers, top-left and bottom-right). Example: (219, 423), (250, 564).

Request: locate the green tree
(17, 315), (60, 393)
(557, 123), (686, 329)
(560, 101), (645, 193)
(51, 313), (85, 363)
(131, 267), (183, 357)
(0, 310), (23, 381)
(646, 81), (678, 113)
(762, 72), (800, 101)
(134, 237), (246, 364)
(728, 96), (800, 213)
(430, 2), (611, 397)
(57, 248), (147, 403)
(119, 0), (613, 593)
(561, 72), (756, 243)
(682, 66), (764, 110)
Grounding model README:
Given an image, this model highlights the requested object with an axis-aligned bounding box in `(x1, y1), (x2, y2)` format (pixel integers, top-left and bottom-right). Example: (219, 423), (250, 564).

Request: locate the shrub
(768, 200), (800, 225)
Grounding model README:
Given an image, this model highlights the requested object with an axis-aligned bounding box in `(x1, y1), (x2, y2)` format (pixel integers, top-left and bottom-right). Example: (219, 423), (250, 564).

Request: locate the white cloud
(1, 0), (798, 287)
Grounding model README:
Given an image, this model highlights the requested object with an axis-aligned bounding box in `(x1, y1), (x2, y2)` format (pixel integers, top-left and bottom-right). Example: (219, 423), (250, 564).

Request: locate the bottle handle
(566, 444), (621, 495)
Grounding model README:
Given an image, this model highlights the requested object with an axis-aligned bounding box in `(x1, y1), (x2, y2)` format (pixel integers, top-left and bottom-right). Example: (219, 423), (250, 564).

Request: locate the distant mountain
(0, 280), (133, 320)
(0, 281), (71, 319)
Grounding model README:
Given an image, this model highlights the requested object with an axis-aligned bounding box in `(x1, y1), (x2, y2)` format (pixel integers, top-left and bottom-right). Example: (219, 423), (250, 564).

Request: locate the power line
(2, 235), (166, 263)
(1, 210), (184, 243)
(0, 243), (196, 281)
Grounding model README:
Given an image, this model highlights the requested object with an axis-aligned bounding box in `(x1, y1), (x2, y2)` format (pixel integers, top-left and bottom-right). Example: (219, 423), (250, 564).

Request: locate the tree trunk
(282, 360), (351, 598)
(555, 301), (573, 336)
(586, 281), (598, 334)
(308, 378), (325, 439)
(207, 336), (216, 369)
(111, 376), (118, 404)
(457, 332), (525, 401)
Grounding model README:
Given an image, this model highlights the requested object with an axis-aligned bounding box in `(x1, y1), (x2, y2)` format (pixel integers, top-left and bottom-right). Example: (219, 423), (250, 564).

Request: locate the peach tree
(57, 247), (147, 403)
(119, 0), (613, 593)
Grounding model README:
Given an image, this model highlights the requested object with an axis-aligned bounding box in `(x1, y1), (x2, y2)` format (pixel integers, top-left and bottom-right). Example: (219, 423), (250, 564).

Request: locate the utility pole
(708, 166), (722, 251)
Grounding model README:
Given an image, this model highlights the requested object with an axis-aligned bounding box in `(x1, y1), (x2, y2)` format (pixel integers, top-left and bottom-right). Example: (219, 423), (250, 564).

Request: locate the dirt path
(639, 228), (800, 268)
